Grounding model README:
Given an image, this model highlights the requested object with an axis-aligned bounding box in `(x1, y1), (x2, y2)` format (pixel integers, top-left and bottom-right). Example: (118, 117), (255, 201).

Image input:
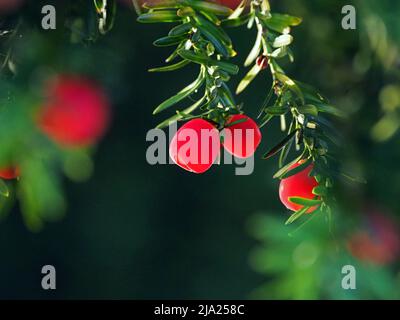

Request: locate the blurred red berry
(38, 76), (111, 147)
(0, 166), (19, 180)
(347, 210), (400, 265)
(222, 114), (262, 158)
(279, 162), (320, 213)
(169, 119), (220, 174)
(256, 56), (269, 70)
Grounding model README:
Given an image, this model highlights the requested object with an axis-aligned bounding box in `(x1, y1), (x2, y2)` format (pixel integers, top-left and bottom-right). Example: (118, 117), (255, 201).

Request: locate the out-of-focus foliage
(248, 212), (400, 299)
(247, 0), (400, 300)
(358, 0), (400, 142)
(0, 0), (113, 230)
(0, 0), (399, 299)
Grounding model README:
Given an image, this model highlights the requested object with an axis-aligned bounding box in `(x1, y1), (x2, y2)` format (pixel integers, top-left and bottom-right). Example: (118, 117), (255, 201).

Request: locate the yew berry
(38, 76), (111, 147)
(0, 167), (19, 180)
(279, 162), (319, 213)
(347, 212), (400, 265)
(256, 55), (269, 70)
(222, 114), (262, 159)
(169, 119), (220, 174)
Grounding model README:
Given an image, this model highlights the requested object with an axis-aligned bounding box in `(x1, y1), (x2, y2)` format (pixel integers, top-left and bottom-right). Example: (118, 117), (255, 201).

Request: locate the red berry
(222, 114), (262, 158)
(347, 233), (391, 265)
(38, 76), (111, 147)
(0, 167), (19, 180)
(256, 56), (269, 70)
(347, 211), (400, 265)
(169, 119), (220, 174)
(279, 162), (319, 213)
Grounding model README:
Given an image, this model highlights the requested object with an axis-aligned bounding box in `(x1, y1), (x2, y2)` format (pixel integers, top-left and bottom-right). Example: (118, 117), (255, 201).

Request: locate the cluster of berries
(169, 114), (319, 213)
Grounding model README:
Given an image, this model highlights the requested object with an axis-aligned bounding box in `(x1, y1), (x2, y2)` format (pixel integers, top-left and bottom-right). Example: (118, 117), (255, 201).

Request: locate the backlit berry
(279, 162), (319, 213)
(169, 119), (220, 174)
(222, 114), (262, 158)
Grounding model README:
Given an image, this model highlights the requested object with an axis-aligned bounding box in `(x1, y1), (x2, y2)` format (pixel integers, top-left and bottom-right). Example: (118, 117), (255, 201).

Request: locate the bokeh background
(0, 0), (399, 299)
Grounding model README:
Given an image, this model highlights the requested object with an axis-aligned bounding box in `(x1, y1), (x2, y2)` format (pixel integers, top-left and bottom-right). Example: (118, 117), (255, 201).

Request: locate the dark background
(0, 0), (399, 299)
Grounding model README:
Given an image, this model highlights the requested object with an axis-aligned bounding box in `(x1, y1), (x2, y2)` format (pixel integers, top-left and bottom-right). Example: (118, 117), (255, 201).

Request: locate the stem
(138, 1), (241, 128)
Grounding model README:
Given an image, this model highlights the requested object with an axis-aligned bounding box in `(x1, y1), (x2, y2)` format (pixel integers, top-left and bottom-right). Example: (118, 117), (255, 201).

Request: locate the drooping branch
(137, 0), (244, 129)
(225, 0), (353, 223)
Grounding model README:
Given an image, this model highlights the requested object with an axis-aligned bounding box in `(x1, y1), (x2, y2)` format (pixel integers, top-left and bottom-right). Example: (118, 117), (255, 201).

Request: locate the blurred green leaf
(280, 157), (313, 179)
(263, 130), (298, 159)
(156, 95), (206, 129)
(298, 104), (319, 116)
(137, 10), (181, 23)
(153, 67), (205, 114)
(265, 105), (289, 115)
(222, 13), (252, 27)
(263, 13), (302, 33)
(168, 22), (192, 37)
(244, 29), (262, 67)
(288, 197), (322, 206)
(178, 50), (239, 74)
(153, 35), (186, 47)
(312, 186), (328, 197)
(0, 179), (9, 197)
(272, 34), (293, 48)
(184, 0), (233, 16)
(236, 63), (262, 94)
(149, 59), (190, 72)
(285, 206), (309, 225)
(276, 73), (304, 103)
(273, 154), (303, 179)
